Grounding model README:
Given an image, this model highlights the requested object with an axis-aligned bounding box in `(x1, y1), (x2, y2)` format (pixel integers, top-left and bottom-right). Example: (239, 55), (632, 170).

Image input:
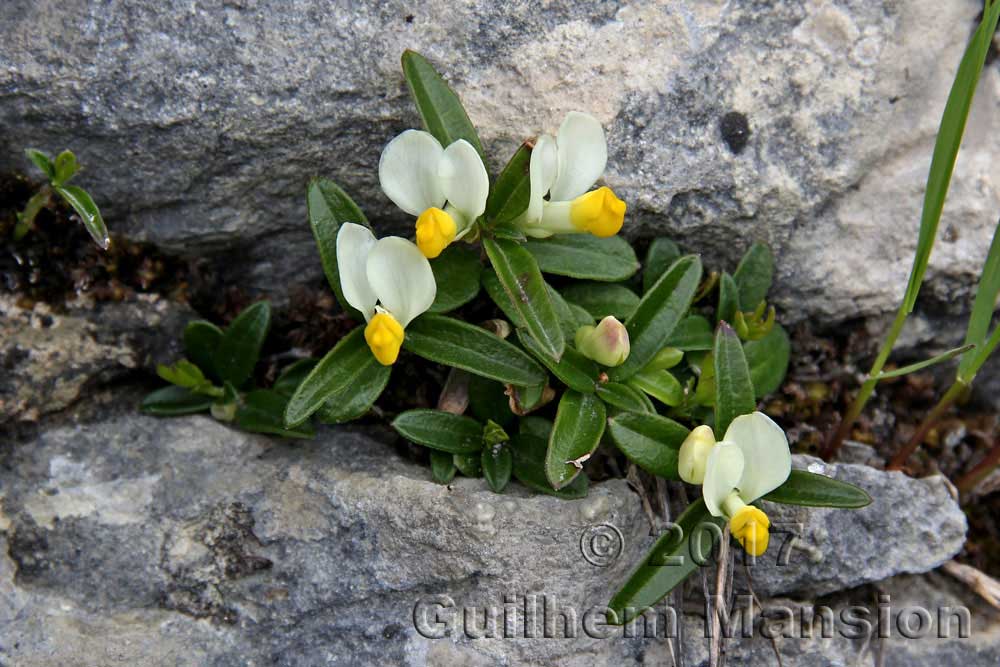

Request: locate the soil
(3, 168), (999, 579)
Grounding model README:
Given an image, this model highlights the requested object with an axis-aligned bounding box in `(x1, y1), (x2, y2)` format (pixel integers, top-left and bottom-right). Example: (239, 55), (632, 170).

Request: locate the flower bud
(678, 424), (716, 484)
(575, 316), (630, 367)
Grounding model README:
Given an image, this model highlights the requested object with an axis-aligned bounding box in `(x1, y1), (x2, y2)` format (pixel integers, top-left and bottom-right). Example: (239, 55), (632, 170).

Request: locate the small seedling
(15, 148), (110, 249)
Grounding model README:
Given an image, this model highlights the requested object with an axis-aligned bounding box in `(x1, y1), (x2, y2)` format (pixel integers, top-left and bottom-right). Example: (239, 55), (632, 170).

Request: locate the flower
(517, 111), (626, 239)
(575, 316), (630, 366)
(379, 130), (489, 259)
(678, 425), (716, 485)
(696, 412), (791, 556)
(336, 223), (437, 365)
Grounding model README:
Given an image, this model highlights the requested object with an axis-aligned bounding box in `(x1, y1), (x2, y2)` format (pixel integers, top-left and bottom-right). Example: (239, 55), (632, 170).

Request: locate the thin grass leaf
(901, 2), (1000, 316)
(958, 219), (1000, 382)
(874, 344), (975, 380)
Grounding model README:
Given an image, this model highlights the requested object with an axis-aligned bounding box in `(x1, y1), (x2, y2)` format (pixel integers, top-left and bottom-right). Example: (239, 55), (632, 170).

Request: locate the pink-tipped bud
(575, 316), (630, 367)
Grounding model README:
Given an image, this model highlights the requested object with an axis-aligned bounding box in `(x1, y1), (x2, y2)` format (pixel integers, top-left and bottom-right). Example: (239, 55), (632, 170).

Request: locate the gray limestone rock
(2, 0), (998, 326)
(0, 402), (978, 665)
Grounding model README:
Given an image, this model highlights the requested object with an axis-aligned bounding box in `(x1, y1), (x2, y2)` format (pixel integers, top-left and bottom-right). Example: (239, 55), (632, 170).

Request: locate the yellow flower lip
(569, 186), (626, 238)
(415, 207), (457, 259)
(364, 311), (405, 365)
(729, 505), (770, 557)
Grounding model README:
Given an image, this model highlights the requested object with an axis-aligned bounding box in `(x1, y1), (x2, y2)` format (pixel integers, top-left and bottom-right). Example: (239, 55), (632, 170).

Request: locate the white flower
(518, 111), (626, 239)
(698, 412), (791, 556)
(336, 223), (437, 365)
(379, 130), (489, 258)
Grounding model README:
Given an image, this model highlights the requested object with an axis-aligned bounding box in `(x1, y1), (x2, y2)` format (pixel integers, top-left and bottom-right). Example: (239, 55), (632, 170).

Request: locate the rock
(748, 455), (967, 597)
(0, 397), (977, 665)
(0, 400), (666, 666)
(680, 572), (1000, 666)
(2, 1), (998, 325)
(0, 294), (190, 423)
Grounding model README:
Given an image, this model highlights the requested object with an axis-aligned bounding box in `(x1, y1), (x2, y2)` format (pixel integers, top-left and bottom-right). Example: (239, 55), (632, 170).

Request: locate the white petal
(378, 130), (446, 216)
(549, 112), (608, 202)
(439, 139), (489, 221)
(525, 134), (558, 224)
(702, 442), (745, 517)
(723, 412), (792, 502)
(336, 223), (378, 320)
(365, 237), (437, 327)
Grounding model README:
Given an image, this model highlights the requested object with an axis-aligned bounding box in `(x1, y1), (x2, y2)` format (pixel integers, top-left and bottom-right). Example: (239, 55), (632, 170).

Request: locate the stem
(887, 379), (967, 470)
(823, 307), (910, 459)
(955, 437), (1000, 495)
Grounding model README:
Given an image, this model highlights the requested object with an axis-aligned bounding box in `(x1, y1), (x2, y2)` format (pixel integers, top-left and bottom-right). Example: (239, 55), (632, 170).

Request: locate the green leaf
(510, 433), (589, 499)
(183, 320), (224, 381)
(405, 314), (547, 386)
(315, 363), (391, 424)
(392, 409), (484, 454)
(273, 359), (319, 397)
(607, 499), (723, 625)
(610, 256), (703, 380)
(874, 344), (975, 381)
(54, 185), (109, 250)
(141, 386), (213, 416)
(428, 244), (482, 313)
(492, 222), (528, 242)
(959, 220), (1000, 382)
(401, 50), (485, 161)
(595, 382), (655, 413)
(156, 359), (214, 393)
(643, 238), (681, 294)
(453, 453), (483, 477)
(763, 470), (872, 508)
(714, 322), (756, 435)
(743, 324), (791, 398)
(236, 389), (315, 439)
(561, 283), (640, 320)
(899, 3), (1000, 317)
(307, 178), (369, 317)
(467, 375), (515, 428)
(666, 315), (714, 351)
(525, 235), (639, 281)
(284, 327), (390, 426)
(482, 238), (565, 360)
(517, 329), (599, 393)
(716, 272), (739, 325)
(545, 391), (606, 489)
(520, 416), (553, 440)
(607, 411), (689, 479)
(25, 148), (55, 180)
(482, 444), (513, 493)
(430, 450), (458, 484)
(732, 243), (774, 310)
(214, 301), (271, 388)
(52, 150), (79, 186)
(485, 143), (531, 225)
(15, 190), (49, 238)
(628, 369), (683, 407)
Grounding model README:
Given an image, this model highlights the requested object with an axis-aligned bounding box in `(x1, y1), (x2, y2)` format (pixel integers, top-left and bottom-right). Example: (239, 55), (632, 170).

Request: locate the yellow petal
(729, 505), (770, 557)
(569, 186), (626, 237)
(364, 312), (405, 365)
(415, 207), (457, 258)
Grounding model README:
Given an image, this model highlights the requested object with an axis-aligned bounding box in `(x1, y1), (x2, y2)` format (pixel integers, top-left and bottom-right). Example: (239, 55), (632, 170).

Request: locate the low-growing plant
(277, 50), (871, 618)
(142, 301), (315, 438)
(15, 148), (110, 249)
(135, 49), (872, 625)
